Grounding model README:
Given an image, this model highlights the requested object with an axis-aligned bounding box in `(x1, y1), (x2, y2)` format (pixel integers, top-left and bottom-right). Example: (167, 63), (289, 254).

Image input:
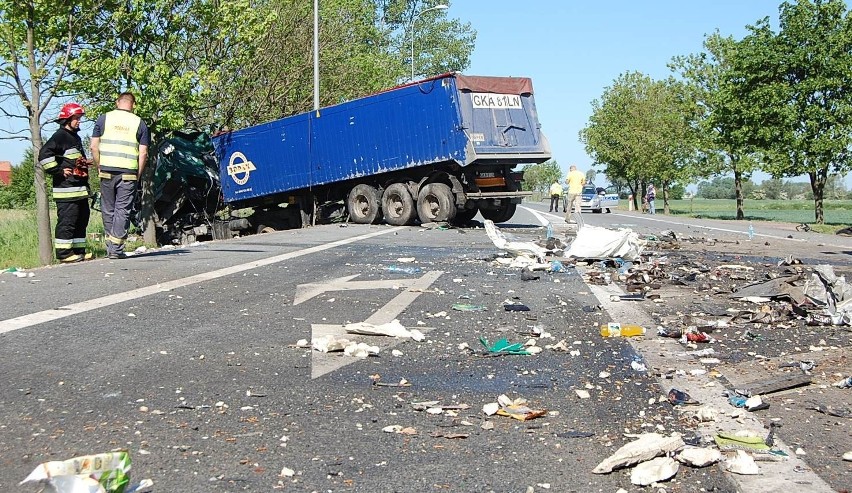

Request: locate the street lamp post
(410, 4), (448, 81)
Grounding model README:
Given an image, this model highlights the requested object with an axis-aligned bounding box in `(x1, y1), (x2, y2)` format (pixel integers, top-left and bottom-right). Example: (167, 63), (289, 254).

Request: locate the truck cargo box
(213, 73), (550, 208)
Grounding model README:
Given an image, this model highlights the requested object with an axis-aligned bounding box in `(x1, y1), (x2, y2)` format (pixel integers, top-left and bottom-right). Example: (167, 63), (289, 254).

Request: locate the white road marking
(0, 228), (396, 335)
(294, 275), (430, 305)
(310, 270), (443, 379)
(520, 206), (552, 226)
(582, 267), (834, 493)
(608, 212), (808, 242)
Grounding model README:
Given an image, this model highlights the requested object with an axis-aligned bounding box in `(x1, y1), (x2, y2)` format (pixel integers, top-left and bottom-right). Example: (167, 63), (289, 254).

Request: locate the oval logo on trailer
(227, 152), (257, 185)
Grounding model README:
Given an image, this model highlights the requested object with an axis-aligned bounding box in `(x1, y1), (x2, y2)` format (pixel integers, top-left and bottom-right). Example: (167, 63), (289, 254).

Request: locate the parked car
(580, 184), (618, 213)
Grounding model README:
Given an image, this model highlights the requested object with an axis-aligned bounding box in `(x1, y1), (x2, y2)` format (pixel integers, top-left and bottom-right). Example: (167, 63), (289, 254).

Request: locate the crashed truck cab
(212, 73), (551, 232)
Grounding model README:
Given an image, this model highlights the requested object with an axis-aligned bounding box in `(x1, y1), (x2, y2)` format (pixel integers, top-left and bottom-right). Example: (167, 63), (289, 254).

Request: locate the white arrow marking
(310, 270), (443, 379)
(294, 275), (428, 305)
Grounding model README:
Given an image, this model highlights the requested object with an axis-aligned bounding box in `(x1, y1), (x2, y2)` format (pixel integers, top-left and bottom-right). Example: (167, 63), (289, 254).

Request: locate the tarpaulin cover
(566, 225), (643, 261)
(455, 74), (534, 95)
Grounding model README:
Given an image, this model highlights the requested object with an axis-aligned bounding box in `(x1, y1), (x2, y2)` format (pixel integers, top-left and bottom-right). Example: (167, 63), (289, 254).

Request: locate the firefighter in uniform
(38, 102), (91, 263)
(90, 92), (150, 259)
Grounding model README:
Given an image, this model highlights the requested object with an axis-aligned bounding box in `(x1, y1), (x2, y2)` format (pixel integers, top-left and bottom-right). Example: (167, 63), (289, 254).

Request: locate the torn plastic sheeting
(592, 433), (685, 474)
(20, 450), (152, 493)
(729, 276), (807, 305)
(344, 320), (425, 341)
(566, 225), (643, 261)
(484, 219), (547, 260)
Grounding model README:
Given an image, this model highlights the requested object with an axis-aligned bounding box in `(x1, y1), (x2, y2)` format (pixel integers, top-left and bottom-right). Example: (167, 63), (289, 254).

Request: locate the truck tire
(347, 184), (381, 224)
(417, 183), (456, 223)
(481, 202), (516, 223)
(382, 183), (417, 226)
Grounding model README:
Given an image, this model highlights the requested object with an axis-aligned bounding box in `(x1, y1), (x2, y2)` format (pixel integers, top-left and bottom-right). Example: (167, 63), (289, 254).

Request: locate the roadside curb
(584, 269), (835, 493)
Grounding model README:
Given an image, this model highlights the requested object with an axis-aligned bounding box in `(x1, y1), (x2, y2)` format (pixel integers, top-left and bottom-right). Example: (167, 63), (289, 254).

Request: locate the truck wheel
(347, 184), (381, 224)
(481, 202), (516, 223)
(452, 207), (478, 225)
(382, 183), (416, 226)
(593, 208), (602, 214)
(417, 183), (456, 223)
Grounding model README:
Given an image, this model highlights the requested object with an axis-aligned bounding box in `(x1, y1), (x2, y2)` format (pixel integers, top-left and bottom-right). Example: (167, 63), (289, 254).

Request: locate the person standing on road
(548, 179), (563, 212)
(90, 92), (150, 259)
(646, 183), (656, 215)
(38, 103), (92, 263)
(564, 165), (585, 223)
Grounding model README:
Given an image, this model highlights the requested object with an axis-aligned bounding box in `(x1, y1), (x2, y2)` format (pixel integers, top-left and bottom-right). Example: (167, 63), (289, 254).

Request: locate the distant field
(664, 198), (852, 227)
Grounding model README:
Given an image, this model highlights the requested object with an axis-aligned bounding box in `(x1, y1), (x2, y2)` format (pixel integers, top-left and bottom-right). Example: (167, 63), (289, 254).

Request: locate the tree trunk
(662, 180), (669, 214)
(733, 157), (745, 220)
(30, 131), (52, 266)
(628, 181), (638, 211)
(27, 22), (52, 266)
(810, 169), (827, 224)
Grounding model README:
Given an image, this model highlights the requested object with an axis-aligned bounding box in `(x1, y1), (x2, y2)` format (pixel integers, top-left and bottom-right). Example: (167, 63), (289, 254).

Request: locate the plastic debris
(600, 323), (646, 337)
(592, 433), (685, 474)
(479, 337), (531, 356)
(452, 303), (487, 312)
(483, 394), (546, 421)
(344, 319), (425, 341)
(833, 376), (852, 389)
(343, 342), (380, 358)
(630, 456), (679, 486)
(503, 303), (530, 312)
(667, 388), (699, 406)
(385, 265), (421, 274)
(675, 446), (722, 467)
(630, 357), (647, 372)
(566, 225), (644, 261)
(725, 450), (760, 475)
(19, 451), (152, 493)
(484, 219), (547, 260)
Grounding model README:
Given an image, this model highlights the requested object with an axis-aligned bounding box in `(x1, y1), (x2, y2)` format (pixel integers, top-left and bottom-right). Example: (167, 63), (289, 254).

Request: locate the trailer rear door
(454, 75), (549, 162)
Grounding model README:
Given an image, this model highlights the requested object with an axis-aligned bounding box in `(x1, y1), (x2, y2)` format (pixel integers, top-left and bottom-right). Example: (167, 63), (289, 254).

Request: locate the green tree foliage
(580, 72), (698, 213)
(696, 176), (757, 199)
(730, 0), (852, 223)
(0, 0), (107, 264)
(377, 0), (476, 81)
(521, 160), (561, 194)
(672, 32), (761, 220)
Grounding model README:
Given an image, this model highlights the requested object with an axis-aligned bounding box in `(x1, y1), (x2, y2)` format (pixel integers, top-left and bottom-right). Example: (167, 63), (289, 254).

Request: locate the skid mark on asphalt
(583, 269), (834, 493)
(0, 228), (396, 335)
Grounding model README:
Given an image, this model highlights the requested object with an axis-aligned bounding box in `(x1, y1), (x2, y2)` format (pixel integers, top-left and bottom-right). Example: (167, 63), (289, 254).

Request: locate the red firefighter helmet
(57, 102), (85, 120)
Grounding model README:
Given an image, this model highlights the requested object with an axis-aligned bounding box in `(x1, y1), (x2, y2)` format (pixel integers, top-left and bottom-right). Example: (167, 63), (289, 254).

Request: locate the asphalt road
(1, 203), (847, 492)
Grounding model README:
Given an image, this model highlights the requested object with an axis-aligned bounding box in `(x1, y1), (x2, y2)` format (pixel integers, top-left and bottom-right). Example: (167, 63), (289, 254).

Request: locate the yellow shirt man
(564, 165), (586, 221)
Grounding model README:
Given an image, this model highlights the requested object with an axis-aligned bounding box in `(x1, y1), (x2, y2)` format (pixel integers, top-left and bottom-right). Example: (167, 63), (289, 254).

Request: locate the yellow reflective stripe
(53, 187), (89, 199)
(64, 150), (82, 158)
(54, 239), (73, 249)
(99, 172), (138, 180)
(100, 138), (137, 146)
(72, 238), (87, 247)
(106, 234), (126, 245)
(40, 156), (59, 169)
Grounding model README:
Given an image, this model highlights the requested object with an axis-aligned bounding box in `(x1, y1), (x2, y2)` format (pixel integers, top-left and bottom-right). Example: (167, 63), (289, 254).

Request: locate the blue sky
(450, 0), (787, 184)
(2, 1), (789, 188)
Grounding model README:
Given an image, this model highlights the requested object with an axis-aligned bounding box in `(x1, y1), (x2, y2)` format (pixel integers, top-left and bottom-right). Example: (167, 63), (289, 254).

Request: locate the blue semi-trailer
(212, 73), (551, 233)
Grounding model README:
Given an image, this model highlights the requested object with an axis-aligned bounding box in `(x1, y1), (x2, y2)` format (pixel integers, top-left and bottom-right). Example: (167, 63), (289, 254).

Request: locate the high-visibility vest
(99, 110), (142, 171)
(549, 182), (563, 196)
